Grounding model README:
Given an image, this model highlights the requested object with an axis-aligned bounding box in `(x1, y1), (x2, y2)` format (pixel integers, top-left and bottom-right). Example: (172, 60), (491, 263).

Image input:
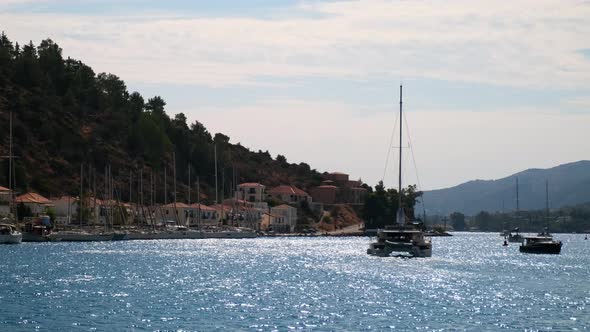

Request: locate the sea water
(1, 233), (588, 331)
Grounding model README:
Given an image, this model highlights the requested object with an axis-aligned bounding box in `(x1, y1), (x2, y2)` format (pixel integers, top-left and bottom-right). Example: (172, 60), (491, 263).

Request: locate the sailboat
(367, 86), (432, 257)
(506, 177), (523, 242)
(1, 110), (22, 244)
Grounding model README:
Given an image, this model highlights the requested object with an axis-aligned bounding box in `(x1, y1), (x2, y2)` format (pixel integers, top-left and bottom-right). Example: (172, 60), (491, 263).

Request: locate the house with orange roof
(157, 202), (192, 225)
(190, 203), (219, 226)
(267, 185), (311, 206)
(15, 192), (53, 215)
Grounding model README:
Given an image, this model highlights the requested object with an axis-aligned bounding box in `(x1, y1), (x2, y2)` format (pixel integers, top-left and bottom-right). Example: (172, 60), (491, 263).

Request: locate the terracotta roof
(15, 192), (51, 204)
(0, 186), (10, 192)
(238, 182), (265, 188)
(190, 203), (217, 211)
(268, 185), (309, 197)
(222, 198), (253, 206)
(211, 204), (233, 211)
(161, 202), (190, 209)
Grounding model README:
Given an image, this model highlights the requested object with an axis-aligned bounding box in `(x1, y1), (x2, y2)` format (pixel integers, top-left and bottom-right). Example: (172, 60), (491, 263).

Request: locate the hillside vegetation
(0, 33), (323, 202)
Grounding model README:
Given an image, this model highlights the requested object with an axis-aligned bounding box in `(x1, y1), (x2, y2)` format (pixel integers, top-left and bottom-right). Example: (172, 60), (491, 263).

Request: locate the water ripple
(1, 233), (589, 330)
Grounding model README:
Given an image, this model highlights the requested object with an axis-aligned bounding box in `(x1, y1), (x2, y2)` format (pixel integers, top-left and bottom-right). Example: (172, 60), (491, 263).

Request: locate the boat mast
(397, 85), (404, 225)
(516, 176), (520, 213)
(188, 164), (191, 227)
(214, 144), (219, 226)
(197, 176), (201, 229)
(545, 179), (549, 216)
(80, 163), (84, 227)
(8, 110), (13, 221)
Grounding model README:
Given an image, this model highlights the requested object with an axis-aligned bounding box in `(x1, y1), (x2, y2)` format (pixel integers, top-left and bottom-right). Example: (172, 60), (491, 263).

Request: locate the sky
(1, 0), (589, 190)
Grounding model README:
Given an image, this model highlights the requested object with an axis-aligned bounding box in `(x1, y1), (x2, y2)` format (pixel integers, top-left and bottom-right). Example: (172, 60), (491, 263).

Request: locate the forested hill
(0, 33), (323, 202)
(422, 160), (590, 216)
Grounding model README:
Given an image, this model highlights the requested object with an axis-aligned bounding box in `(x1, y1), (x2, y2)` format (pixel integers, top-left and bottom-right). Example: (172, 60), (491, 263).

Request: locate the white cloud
(0, 0), (589, 88)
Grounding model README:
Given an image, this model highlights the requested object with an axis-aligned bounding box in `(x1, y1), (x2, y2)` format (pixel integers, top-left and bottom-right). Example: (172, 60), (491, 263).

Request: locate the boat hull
(519, 242), (562, 254)
(508, 235), (523, 243)
(48, 233), (114, 242)
(367, 241), (432, 258)
(22, 233), (49, 242)
(0, 233), (22, 244)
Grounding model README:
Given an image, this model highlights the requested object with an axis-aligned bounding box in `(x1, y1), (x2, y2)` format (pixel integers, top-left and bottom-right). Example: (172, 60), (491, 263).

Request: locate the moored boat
(366, 86), (432, 258)
(0, 223), (23, 244)
(519, 235), (562, 254)
(367, 224), (432, 257)
(507, 228), (524, 243)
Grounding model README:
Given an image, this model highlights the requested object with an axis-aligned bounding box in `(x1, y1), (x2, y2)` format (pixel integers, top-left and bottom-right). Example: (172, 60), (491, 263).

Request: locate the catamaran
(367, 86), (432, 258)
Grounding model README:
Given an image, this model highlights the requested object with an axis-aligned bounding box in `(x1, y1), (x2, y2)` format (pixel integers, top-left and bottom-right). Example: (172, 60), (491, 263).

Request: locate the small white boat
(0, 223), (23, 244)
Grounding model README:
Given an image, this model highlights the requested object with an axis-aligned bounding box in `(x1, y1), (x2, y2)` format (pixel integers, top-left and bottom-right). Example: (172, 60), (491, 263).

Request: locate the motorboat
(0, 223), (23, 244)
(519, 235), (562, 254)
(507, 228), (524, 243)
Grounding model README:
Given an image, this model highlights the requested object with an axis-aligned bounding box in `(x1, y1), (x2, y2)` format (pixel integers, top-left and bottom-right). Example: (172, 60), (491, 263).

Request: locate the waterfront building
(270, 204), (298, 233)
(15, 192), (53, 216)
(267, 185), (311, 205)
(236, 183), (266, 203)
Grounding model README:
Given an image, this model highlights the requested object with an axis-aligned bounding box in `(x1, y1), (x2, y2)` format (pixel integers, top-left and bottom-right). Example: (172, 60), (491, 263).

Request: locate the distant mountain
(422, 161), (590, 216)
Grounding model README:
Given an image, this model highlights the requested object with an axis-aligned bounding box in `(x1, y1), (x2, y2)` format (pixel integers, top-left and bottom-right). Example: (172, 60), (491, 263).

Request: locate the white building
(236, 182), (266, 203)
(270, 204), (298, 233)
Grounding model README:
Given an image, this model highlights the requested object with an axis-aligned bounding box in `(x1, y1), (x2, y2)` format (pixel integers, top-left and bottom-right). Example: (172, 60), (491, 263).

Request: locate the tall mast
(80, 163), (84, 226)
(164, 166), (167, 205)
(8, 110), (13, 220)
(188, 164), (191, 227)
(516, 176), (520, 212)
(396, 85), (404, 225)
(173, 153), (176, 207)
(197, 176), (201, 229)
(545, 179), (549, 216)
(93, 167), (97, 225)
(398, 85), (403, 209)
(102, 164), (107, 232)
(214, 144), (218, 205)
(173, 152), (178, 225)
